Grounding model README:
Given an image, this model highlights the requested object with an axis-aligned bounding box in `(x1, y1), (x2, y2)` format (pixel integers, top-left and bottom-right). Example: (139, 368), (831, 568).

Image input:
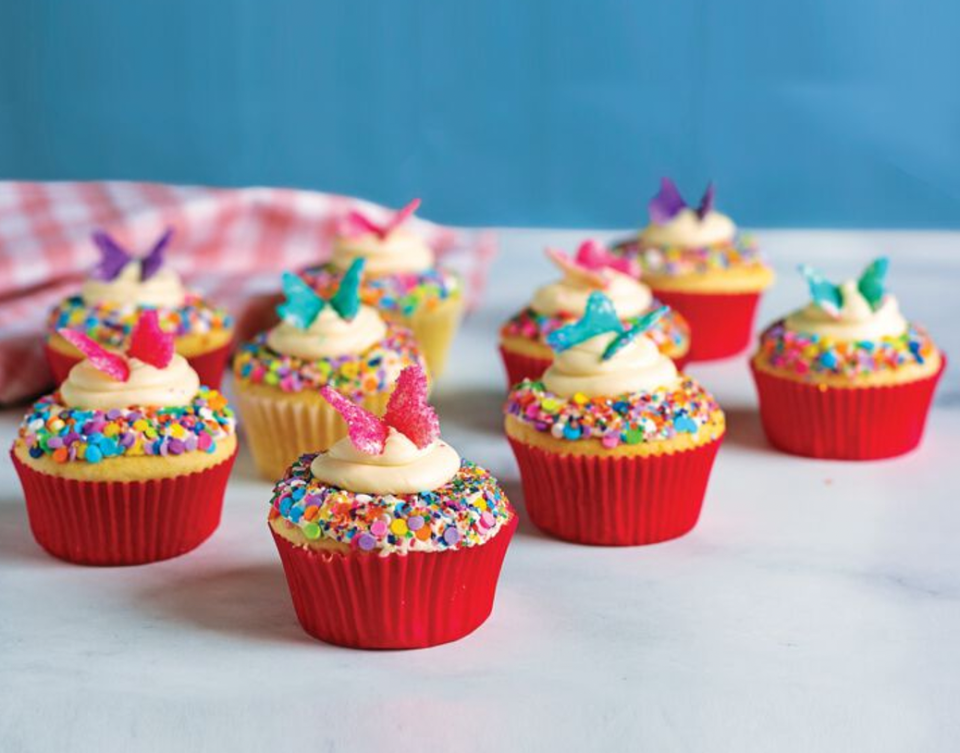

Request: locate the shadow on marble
(718, 405), (774, 454)
(431, 385), (507, 438)
(133, 562), (316, 646)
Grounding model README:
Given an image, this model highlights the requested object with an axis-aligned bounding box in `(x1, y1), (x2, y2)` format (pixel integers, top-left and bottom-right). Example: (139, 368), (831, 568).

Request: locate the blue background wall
(2, 0), (959, 228)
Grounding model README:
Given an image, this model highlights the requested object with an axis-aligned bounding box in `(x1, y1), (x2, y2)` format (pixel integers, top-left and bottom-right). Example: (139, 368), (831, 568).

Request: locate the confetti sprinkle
(17, 387), (236, 464)
(756, 320), (936, 379)
(300, 264), (460, 317)
(612, 234), (764, 277)
(505, 377), (721, 447)
(269, 456), (512, 555)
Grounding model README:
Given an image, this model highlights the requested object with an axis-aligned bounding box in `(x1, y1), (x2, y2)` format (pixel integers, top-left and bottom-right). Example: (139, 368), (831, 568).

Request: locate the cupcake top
(501, 241), (690, 354)
(755, 258), (940, 381)
(505, 292), (723, 449)
(300, 199), (461, 316)
(613, 179), (769, 286)
(50, 228), (232, 347)
(269, 365), (512, 555)
(19, 311), (235, 464)
(234, 260), (424, 398)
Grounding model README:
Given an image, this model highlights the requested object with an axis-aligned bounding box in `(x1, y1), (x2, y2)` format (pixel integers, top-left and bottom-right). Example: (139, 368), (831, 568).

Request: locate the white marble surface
(1, 230), (958, 753)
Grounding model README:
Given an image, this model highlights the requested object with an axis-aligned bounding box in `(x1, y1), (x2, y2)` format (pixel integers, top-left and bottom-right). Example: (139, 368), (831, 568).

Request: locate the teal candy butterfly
(799, 257), (889, 315)
(546, 291), (623, 353)
(276, 258), (366, 329)
(602, 305), (669, 361)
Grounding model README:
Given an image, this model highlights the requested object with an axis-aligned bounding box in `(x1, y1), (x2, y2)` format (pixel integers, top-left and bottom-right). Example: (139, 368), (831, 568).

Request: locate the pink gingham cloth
(0, 182), (497, 405)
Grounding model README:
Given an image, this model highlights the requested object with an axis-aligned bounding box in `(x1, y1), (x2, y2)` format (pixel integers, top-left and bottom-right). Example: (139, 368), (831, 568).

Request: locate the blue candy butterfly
(546, 291), (623, 353)
(276, 258), (365, 329)
(799, 257), (889, 315)
(602, 305), (669, 361)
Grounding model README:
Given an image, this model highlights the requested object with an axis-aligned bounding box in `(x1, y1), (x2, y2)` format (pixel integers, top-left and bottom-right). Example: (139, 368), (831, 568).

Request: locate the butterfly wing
(90, 230), (132, 281)
(140, 227), (174, 280)
(696, 182), (715, 220)
(337, 210), (383, 239)
(382, 365), (439, 449)
(319, 387), (388, 455)
(276, 272), (326, 329)
(602, 305), (668, 361)
(127, 310), (175, 369)
(799, 264), (842, 315)
(58, 329), (130, 382)
(382, 198), (421, 237)
(545, 247), (609, 289)
(546, 291), (623, 353)
(857, 257), (889, 310)
(330, 258), (365, 321)
(648, 177), (687, 224)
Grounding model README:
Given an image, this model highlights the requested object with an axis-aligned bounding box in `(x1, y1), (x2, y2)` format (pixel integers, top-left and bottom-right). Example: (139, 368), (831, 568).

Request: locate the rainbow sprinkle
(505, 378), (721, 448)
(268, 455), (513, 555)
(757, 320), (937, 379)
(299, 264), (460, 317)
(49, 293), (233, 349)
(501, 304), (690, 354)
(233, 326), (424, 400)
(18, 387), (236, 464)
(612, 234), (764, 277)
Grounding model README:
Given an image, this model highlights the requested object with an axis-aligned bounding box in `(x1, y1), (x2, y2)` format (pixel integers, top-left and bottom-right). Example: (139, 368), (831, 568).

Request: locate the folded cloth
(0, 182), (496, 405)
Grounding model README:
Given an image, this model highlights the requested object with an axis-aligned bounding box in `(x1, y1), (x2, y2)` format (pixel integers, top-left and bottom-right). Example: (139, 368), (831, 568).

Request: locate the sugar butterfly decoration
(546, 291), (667, 362)
(337, 198), (422, 240)
(648, 177), (715, 225)
(58, 310), (175, 382)
(545, 239), (640, 287)
(320, 365), (439, 455)
(276, 258), (365, 329)
(91, 227), (174, 282)
(798, 257), (889, 318)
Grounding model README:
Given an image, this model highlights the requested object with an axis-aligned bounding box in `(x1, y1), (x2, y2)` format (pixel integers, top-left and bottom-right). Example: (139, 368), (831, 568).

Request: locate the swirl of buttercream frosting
(81, 261), (187, 308)
(60, 354), (200, 411)
(266, 305), (387, 360)
(785, 281), (907, 341)
(641, 208), (737, 248)
(310, 428), (462, 495)
(531, 269), (653, 319)
(543, 332), (679, 398)
(331, 228), (434, 275)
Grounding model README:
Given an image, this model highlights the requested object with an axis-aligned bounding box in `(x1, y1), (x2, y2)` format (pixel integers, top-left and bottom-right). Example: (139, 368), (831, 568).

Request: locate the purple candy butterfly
(648, 178), (717, 224)
(90, 227), (174, 282)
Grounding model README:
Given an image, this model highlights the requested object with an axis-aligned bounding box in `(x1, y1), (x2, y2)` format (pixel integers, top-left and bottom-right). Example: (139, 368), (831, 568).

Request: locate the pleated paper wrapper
(651, 289), (761, 362)
(12, 449), (236, 566)
(272, 514), (518, 649)
(235, 387), (392, 481)
(45, 340), (232, 390)
(391, 296), (463, 379)
(508, 436), (722, 546)
(751, 359), (945, 460)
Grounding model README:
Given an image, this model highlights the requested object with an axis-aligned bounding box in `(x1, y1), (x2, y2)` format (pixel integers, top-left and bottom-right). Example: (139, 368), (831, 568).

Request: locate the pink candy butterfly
(321, 365), (439, 455)
(546, 239), (640, 288)
(58, 310), (175, 383)
(337, 199), (422, 240)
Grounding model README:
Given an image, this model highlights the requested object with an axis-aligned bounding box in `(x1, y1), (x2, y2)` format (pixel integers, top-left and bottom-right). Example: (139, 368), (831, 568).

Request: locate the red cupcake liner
(508, 436), (723, 546)
(751, 359), (946, 460)
(11, 449), (236, 566)
(45, 341), (232, 389)
(650, 289), (761, 362)
(499, 345), (689, 389)
(271, 514), (518, 649)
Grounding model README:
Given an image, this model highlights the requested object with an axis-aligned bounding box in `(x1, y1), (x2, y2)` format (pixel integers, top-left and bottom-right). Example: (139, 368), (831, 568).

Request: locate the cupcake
(299, 199), (462, 378)
(12, 311), (237, 565)
(751, 258), (944, 460)
(499, 240), (690, 386)
(234, 259), (426, 480)
(505, 291), (725, 546)
(46, 228), (234, 388)
(612, 178), (774, 361)
(269, 365), (516, 649)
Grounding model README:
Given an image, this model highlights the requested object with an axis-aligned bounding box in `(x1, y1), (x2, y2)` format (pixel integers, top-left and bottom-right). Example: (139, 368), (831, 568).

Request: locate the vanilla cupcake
(751, 258), (944, 459)
(505, 291), (724, 546)
(299, 200), (462, 377)
(13, 311), (237, 565)
(269, 365), (516, 649)
(234, 260), (426, 479)
(47, 228), (233, 387)
(499, 240), (690, 385)
(612, 179), (774, 361)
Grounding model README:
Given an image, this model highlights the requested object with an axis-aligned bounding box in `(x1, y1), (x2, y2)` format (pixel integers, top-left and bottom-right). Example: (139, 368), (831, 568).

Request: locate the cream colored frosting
(531, 270), (653, 319)
(543, 332), (679, 398)
(310, 429), (461, 495)
(61, 354), (200, 410)
(267, 305), (387, 360)
(331, 228), (434, 275)
(785, 281), (907, 341)
(81, 261), (187, 308)
(641, 208), (736, 248)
